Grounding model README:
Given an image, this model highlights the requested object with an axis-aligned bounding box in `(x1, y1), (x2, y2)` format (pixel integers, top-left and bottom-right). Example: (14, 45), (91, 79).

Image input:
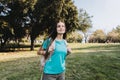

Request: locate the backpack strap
(44, 38), (53, 59)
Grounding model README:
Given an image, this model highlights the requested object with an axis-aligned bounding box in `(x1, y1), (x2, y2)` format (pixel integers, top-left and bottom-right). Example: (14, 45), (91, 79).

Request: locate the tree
(0, 21), (13, 49)
(116, 25), (120, 40)
(78, 9), (92, 43)
(30, 0), (80, 50)
(0, 0), (37, 49)
(67, 31), (83, 43)
(0, 2), (13, 48)
(0, 0), (82, 50)
(107, 30), (119, 43)
(89, 29), (106, 43)
(106, 26), (120, 43)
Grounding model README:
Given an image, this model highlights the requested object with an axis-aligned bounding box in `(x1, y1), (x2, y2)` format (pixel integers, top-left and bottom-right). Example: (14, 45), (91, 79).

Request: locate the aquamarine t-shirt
(42, 38), (67, 74)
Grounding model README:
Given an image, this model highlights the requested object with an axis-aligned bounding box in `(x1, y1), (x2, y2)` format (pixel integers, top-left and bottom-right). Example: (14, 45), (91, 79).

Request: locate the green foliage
(106, 26), (120, 43)
(67, 31), (83, 43)
(115, 25), (120, 39)
(78, 9), (92, 43)
(0, 0), (92, 50)
(107, 30), (119, 43)
(0, 21), (13, 40)
(89, 26), (120, 43)
(33, 0), (79, 34)
(30, 0), (80, 50)
(89, 29), (106, 43)
(0, 0), (37, 49)
(78, 9), (92, 32)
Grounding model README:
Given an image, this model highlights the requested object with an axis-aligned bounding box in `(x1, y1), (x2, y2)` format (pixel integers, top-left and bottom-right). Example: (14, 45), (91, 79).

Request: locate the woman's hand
(37, 48), (46, 55)
(48, 45), (54, 53)
(48, 41), (55, 53)
(67, 47), (72, 55)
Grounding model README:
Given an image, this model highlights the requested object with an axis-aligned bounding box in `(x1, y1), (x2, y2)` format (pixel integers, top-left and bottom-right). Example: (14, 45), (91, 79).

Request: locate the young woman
(37, 20), (71, 80)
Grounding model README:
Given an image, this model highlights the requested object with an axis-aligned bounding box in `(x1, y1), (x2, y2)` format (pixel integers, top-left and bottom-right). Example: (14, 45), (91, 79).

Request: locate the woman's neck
(56, 34), (63, 40)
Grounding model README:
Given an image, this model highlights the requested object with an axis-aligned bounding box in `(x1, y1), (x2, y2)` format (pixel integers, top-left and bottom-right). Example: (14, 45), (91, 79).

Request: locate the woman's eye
(57, 25), (65, 27)
(57, 25), (60, 27)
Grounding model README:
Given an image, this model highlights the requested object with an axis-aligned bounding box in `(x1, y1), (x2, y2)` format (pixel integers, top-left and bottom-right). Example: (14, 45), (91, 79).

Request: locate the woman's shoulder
(43, 37), (52, 42)
(61, 39), (68, 46)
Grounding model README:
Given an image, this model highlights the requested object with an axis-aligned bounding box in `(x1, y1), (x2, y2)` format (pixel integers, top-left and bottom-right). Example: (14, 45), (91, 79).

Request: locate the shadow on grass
(0, 44), (41, 52)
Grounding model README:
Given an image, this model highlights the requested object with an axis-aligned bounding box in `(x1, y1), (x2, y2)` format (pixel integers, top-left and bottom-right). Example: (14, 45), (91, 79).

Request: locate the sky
(74, 0), (120, 33)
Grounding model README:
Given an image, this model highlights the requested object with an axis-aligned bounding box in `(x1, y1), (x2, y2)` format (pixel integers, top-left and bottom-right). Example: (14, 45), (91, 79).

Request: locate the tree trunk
(0, 39), (2, 48)
(1, 38), (7, 50)
(30, 35), (35, 51)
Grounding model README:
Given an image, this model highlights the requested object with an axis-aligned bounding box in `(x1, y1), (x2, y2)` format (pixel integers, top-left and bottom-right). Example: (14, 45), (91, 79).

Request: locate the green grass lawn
(0, 43), (120, 80)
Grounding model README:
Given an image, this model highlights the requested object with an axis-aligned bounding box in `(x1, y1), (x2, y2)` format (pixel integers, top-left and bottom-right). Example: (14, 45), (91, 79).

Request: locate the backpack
(39, 38), (53, 67)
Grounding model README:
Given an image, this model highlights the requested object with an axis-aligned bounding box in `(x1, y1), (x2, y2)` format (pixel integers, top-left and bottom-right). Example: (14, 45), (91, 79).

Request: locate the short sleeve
(42, 38), (51, 50)
(64, 40), (68, 46)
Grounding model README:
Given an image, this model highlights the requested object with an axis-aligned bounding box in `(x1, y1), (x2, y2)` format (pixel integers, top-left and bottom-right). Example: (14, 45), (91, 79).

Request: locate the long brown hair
(49, 20), (67, 40)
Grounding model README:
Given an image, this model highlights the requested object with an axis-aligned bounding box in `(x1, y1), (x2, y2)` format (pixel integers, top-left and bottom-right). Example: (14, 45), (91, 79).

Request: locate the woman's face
(56, 22), (66, 34)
